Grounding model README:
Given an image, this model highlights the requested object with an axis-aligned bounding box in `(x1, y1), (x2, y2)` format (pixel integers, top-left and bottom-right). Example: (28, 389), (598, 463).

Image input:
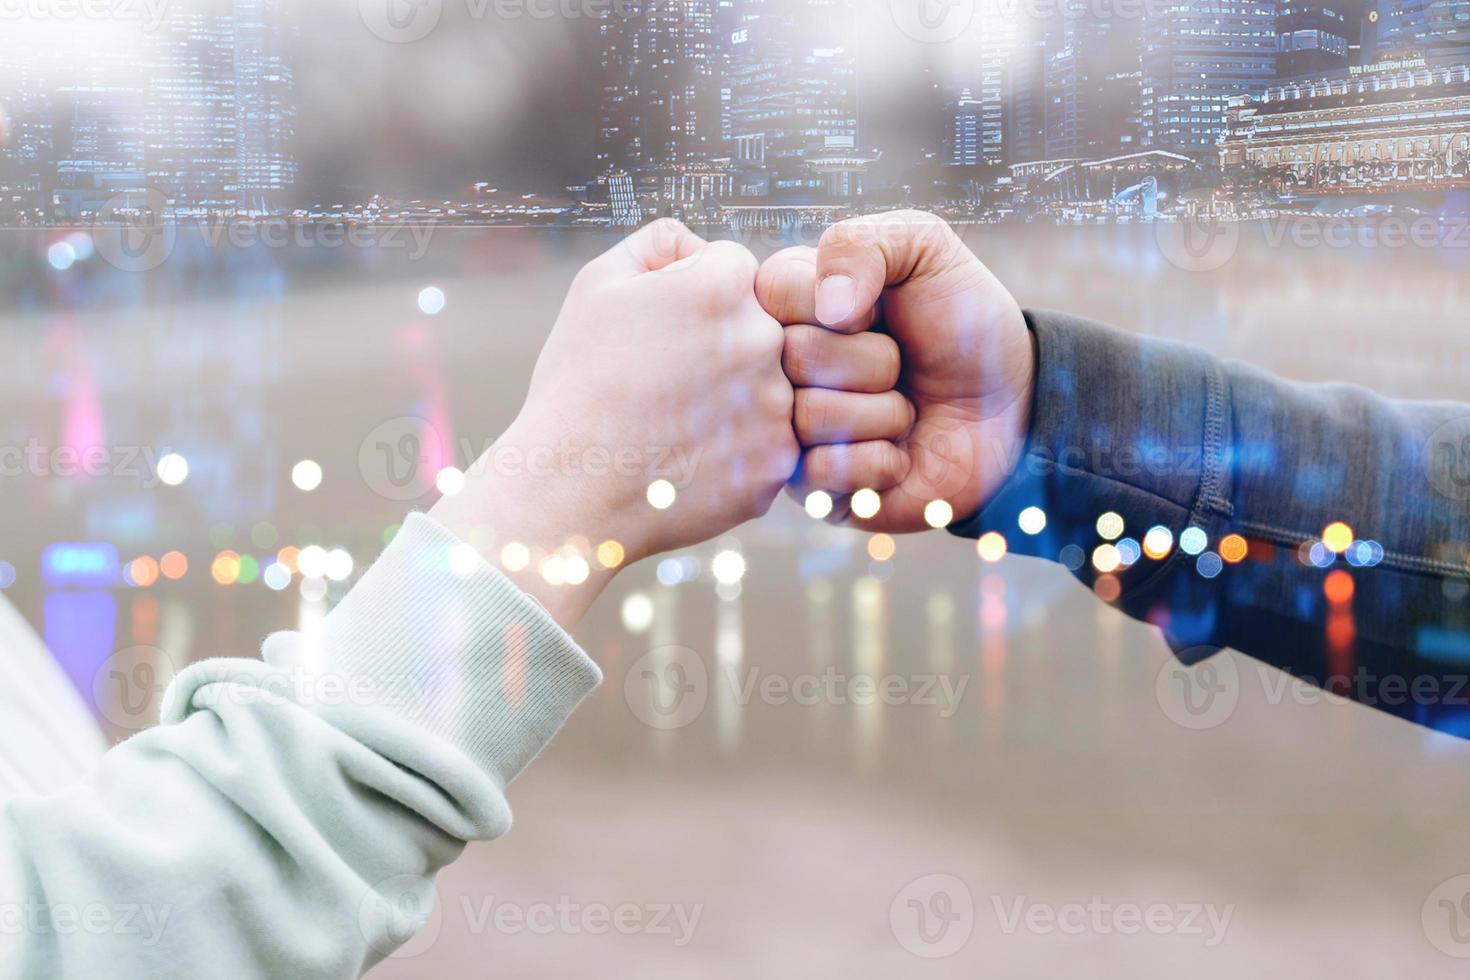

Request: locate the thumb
(599, 218), (707, 277)
(813, 210), (961, 333)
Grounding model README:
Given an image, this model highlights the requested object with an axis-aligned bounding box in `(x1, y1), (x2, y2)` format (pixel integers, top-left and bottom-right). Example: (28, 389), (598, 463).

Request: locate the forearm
(0, 515), (600, 979)
(953, 311), (1470, 729)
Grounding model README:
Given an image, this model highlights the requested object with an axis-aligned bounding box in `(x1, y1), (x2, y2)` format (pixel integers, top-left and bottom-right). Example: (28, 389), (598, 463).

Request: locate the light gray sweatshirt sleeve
(0, 513), (602, 979)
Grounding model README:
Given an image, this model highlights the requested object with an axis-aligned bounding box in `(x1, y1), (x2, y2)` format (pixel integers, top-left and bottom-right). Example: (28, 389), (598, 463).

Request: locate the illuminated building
(1277, 3), (1352, 76)
(1006, 37), (1047, 164)
(1009, 150), (1196, 208)
(232, 0), (298, 213)
(145, 0), (297, 213)
(1042, 4), (1143, 159)
(1221, 56), (1470, 193)
(50, 60), (149, 217)
(1003, 3), (1142, 165)
(597, 0), (724, 189)
(1141, 1), (1280, 157)
(0, 62), (55, 216)
(722, 0), (861, 198)
(978, 16), (1017, 164)
(144, 9), (240, 212)
(1364, 0), (1470, 61)
(945, 89), (983, 166)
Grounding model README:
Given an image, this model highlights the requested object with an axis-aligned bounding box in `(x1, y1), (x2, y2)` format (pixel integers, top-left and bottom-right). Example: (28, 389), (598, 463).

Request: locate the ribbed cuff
(165, 514), (601, 790)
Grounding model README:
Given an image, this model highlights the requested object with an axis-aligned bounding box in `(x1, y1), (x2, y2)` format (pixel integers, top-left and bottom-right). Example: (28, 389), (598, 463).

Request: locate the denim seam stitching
(1236, 518), (1468, 579)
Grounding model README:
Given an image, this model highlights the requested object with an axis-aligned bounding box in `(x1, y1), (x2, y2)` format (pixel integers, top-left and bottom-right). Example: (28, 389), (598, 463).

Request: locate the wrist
(428, 420), (633, 632)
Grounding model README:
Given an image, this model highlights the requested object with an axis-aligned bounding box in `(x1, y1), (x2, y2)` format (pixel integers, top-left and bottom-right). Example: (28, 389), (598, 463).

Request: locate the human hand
(756, 210), (1035, 533)
(433, 220), (798, 627)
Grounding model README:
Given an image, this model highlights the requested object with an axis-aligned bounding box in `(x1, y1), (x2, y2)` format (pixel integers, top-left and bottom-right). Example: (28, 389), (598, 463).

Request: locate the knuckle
(877, 336), (903, 389)
(782, 326), (819, 383)
(795, 389), (831, 439)
(893, 393), (916, 433)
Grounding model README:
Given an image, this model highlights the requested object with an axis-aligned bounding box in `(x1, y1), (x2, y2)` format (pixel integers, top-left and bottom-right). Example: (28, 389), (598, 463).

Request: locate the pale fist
(498, 220), (798, 564)
(756, 210), (1035, 533)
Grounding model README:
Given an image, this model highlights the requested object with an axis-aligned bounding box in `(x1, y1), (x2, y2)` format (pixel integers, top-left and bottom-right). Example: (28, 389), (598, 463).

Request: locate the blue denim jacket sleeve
(951, 310), (1470, 734)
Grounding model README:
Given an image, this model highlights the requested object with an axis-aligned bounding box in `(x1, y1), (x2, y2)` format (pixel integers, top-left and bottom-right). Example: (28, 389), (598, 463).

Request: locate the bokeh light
(1196, 552), (1225, 579)
(128, 556), (159, 588)
(1322, 522), (1354, 554)
(850, 488), (881, 520)
(160, 551), (189, 580)
(1142, 526), (1174, 560)
(156, 453), (190, 487)
(621, 592), (654, 634)
(435, 466), (466, 497)
(976, 532), (1007, 563)
(647, 480), (677, 510)
(712, 550), (746, 585)
(418, 286), (446, 316)
(596, 540), (626, 569)
(211, 551), (242, 585)
(297, 545), (328, 579)
(47, 241), (76, 271)
(867, 533), (896, 562)
(1179, 527), (1209, 556)
(1325, 569), (1356, 605)
(804, 491), (834, 520)
(923, 500), (954, 529)
(501, 542), (531, 573)
(263, 562), (292, 591)
(1096, 511), (1125, 541)
(1018, 506), (1047, 536)
(291, 459), (323, 492)
(1219, 534), (1249, 564)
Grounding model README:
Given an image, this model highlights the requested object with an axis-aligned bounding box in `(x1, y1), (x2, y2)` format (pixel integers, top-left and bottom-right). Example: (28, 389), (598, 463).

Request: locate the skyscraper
(144, 0), (297, 213)
(722, 0), (859, 196)
(144, 9), (240, 211)
(1141, 1), (1279, 156)
(945, 89), (982, 166)
(0, 61), (56, 215)
(597, 1), (724, 180)
(1276, 3), (1352, 76)
(977, 15), (1017, 163)
(233, 0), (298, 213)
(1006, 36), (1047, 163)
(1041, 4), (1143, 160)
(1364, 0), (1470, 61)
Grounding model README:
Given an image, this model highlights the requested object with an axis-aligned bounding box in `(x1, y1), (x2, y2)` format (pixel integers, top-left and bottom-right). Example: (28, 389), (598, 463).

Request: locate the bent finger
(783, 324), (901, 393)
(795, 388), (915, 446)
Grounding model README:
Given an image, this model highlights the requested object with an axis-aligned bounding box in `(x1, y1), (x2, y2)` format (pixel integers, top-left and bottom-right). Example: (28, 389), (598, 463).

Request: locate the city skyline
(2, 0), (1470, 223)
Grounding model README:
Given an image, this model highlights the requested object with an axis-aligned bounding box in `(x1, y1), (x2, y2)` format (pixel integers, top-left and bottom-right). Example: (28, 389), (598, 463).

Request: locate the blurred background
(5, 1), (1470, 976)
